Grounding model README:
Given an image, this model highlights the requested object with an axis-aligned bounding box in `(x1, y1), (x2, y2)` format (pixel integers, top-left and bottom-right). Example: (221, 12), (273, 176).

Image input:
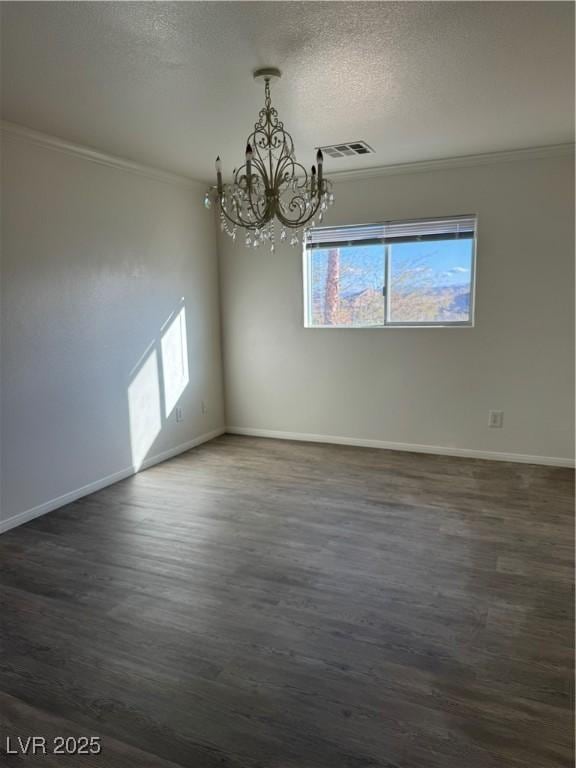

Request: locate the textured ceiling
(1, 2), (574, 181)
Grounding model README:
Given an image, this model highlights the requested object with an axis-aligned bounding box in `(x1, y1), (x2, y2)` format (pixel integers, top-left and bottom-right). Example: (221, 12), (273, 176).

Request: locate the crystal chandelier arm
(219, 199), (255, 229)
(235, 189), (266, 227)
(275, 176), (333, 229)
(246, 184), (270, 225)
(275, 195), (321, 229)
(249, 125), (278, 187)
(273, 154), (307, 191)
(232, 159), (272, 225)
(218, 179), (267, 229)
(272, 154), (323, 228)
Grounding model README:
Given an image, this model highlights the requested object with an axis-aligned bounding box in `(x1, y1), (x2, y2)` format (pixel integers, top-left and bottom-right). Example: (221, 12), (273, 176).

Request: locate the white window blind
(306, 215), (476, 248)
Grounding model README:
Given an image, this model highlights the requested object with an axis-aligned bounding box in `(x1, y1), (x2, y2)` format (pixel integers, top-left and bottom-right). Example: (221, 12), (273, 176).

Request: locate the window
(303, 215), (476, 328)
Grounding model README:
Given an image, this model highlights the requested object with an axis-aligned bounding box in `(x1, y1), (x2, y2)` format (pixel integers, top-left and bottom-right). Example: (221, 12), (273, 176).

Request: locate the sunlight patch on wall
(128, 349), (162, 470)
(161, 305), (189, 417)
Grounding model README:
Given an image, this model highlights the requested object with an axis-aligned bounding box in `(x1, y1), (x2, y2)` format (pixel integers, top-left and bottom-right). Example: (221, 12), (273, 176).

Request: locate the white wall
(1, 141), (573, 536)
(220, 152), (575, 464)
(1, 132), (225, 530)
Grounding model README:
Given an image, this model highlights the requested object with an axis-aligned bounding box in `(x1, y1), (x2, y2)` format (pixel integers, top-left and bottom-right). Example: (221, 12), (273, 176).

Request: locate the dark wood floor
(0, 435), (573, 768)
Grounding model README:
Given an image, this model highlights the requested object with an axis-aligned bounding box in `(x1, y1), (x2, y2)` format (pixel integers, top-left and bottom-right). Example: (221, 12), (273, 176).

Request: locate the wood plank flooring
(0, 435), (573, 767)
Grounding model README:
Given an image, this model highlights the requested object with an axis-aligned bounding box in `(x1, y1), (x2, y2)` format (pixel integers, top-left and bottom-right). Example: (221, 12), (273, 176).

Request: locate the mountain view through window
(305, 217), (475, 327)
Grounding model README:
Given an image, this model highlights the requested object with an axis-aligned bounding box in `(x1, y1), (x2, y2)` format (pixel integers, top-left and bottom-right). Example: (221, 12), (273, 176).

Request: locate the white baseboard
(226, 427), (575, 468)
(0, 427), (226, 535)
(2, 424), (571, 535)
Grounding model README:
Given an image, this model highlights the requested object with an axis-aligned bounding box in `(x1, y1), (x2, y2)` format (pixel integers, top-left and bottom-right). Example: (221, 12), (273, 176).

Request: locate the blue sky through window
(309, 239), (473, 293)
(390, 240), (473, 288)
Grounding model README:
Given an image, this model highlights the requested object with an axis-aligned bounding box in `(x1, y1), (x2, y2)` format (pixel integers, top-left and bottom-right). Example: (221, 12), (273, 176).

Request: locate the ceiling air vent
(320, 141), (374, 159)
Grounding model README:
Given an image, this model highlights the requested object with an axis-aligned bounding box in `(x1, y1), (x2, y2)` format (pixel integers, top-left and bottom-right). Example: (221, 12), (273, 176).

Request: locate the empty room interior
(0, 2), (574, 766)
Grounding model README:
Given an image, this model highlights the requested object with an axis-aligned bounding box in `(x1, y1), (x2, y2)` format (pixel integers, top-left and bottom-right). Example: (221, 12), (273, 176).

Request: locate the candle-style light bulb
(245, 143), (253, 189)
(215, 156), (223, 194)
(316, 149), (323, 192)
(311, 164), (316, 195)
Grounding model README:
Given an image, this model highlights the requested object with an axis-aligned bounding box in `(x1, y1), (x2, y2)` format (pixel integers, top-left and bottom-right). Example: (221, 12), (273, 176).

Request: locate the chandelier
(204, 68), (334, 252)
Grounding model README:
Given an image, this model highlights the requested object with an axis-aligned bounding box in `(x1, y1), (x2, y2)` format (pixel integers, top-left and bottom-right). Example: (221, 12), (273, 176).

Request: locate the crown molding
(328, 143), (575, 182)
(2, 119), (573, 187)
(0, 120), (201, 189)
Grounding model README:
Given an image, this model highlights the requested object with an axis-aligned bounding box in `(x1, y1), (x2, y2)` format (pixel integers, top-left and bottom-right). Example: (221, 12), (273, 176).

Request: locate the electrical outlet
(176, 407), (184, 423)
(201, 401), (207, 415)
(488, 410), (504, 428)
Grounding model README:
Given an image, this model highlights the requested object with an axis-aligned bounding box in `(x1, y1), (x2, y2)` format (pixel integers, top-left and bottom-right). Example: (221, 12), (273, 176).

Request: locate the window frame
(302, 215), (477, 329)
